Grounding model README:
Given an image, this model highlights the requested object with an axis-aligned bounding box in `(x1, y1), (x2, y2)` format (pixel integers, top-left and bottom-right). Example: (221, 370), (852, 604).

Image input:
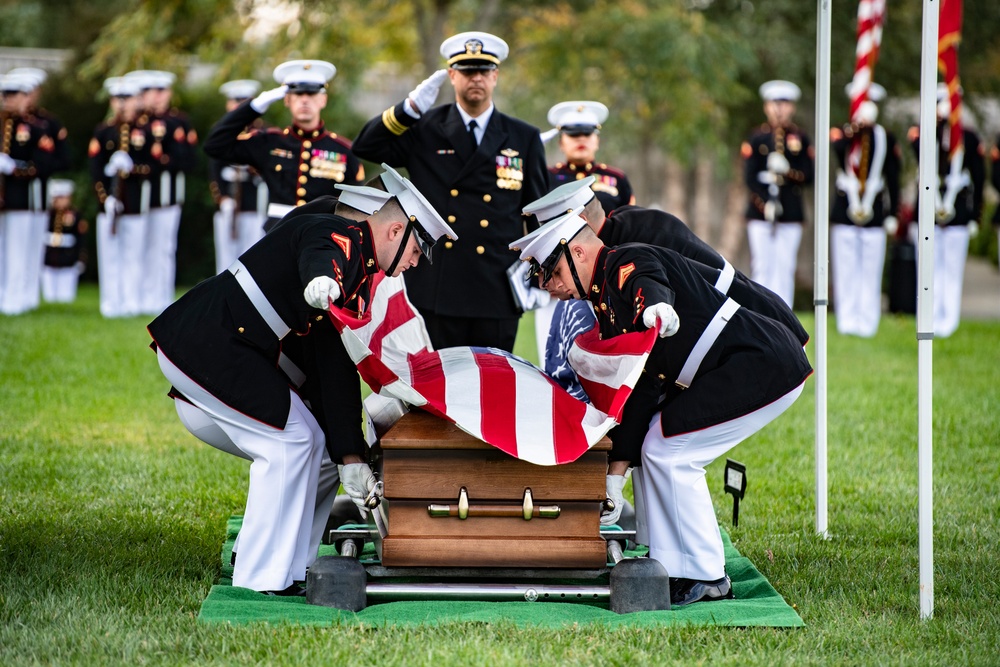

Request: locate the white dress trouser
(633, 383), (805, 581)
(144, 205), (181, 315)
(173, 397), (340, 569)
(747, 220), (803, 309)
(932, 225), (969, 338)
(0, 210), (44, 315)
(157, 349), (326, 592)
(831, 225), (886, 337)
(213, 210), (265, 275)
(41, 266), (79, 303)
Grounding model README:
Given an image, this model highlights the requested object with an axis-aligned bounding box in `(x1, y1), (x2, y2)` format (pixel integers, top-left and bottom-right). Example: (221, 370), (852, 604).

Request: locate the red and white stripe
(847, 0), (886, 123)
(327, 276), (656, 465)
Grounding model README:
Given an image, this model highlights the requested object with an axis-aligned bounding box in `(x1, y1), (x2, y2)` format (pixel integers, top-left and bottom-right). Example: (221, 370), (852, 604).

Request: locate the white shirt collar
(456, 102), (494, 141)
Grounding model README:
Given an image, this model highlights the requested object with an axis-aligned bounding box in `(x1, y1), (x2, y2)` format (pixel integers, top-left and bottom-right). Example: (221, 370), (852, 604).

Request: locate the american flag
(327, 275), (657, 465)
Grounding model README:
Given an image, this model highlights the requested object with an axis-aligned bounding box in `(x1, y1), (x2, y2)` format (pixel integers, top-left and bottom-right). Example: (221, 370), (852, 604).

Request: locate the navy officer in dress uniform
(546, 101), (635, 213)
(742, 80), (815, 308)
(147, 171), (456, 596)
(510, 209), (811, 606)
(352, 31), (548, 351)
(204, 60), (364, 233)
(210, 79), (267, 273)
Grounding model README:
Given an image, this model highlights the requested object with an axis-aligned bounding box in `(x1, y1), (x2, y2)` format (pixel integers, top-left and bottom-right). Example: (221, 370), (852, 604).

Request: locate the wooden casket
(373, 410), (610, 569)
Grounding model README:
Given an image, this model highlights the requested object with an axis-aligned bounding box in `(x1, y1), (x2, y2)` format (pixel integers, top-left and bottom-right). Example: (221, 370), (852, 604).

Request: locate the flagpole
(813, 0), (832, 539)
(917, 0), (939, 622)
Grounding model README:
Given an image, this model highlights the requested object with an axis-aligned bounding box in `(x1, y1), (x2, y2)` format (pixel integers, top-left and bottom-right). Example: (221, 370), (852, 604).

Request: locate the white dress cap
(219, 79), (261, 100)
(547, 101), (609, 134)
(6, 67), (47, 86)
(333, 184), (394, 216)
(440, 31), (509, 69)
(759, 80), (801, 102)
(1, 72), (38, 93)
(509, 206), (587, 267)
(104, 76), (140, 98)
(843, 82), (886, 102)
(125, 70), (175, 90)
(522, 175), (596, 223)
(379, 164), (458, 260)
(47, 178), (74, 201)
(272, 60), (336, 92)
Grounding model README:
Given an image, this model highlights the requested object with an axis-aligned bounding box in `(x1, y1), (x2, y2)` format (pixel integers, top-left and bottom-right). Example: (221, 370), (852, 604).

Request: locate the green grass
(2, 285), (999, 666)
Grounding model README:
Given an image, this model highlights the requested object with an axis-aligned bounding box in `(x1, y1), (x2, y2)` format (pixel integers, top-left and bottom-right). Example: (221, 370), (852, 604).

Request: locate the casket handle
(427, 487), (561, 520)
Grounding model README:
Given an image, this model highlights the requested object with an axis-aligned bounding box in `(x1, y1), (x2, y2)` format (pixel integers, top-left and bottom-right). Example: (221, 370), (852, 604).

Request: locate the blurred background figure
(742, 80), (815, 309)
(907, 83), (985, 338)
(209, 79), (266, 274)
(991, 134), (1000, 271)
(41, 178), (87, 303)
(830, 83), (901, 337)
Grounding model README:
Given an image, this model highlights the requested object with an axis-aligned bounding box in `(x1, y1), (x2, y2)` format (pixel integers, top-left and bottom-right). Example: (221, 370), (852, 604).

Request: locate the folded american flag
(327, 274), (656, 465)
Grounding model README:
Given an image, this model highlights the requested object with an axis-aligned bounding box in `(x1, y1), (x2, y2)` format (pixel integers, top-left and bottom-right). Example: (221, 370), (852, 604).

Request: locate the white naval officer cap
(104, 76), (140, 98)
(509, 206), (587, 283)
(6, 67), (47, 86)
(334, 183), (394, 216)
(219, 79), (261, 101)
(440, 31), (509, 70)
(522, 176), (596, 224)
(47, 178), (74, 201)
(273, 60), (336, 93)
(547, 101), (609, 135)
(379, 163), (458, 261)
(1, 72), (39, 93)
(759, 80), (801, 102)
(125, 70), (176, 90)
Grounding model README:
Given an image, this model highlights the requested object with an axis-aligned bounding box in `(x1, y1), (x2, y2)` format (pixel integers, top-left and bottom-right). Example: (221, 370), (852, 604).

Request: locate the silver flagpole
(813, 0), (832, 539)
(917, 0), (938, 621)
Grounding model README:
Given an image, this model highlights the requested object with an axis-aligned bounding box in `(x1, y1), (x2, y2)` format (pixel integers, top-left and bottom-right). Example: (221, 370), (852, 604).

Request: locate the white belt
(278, 351), (306, 388)
(46, 233), (76, 248)
(267, 203), (295, 219)
(675, 297), (740, 389)
(714, 259), (735, 295)
(227, 259), (290, 339)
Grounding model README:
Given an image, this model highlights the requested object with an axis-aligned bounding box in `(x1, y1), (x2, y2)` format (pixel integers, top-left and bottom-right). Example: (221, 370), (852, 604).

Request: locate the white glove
(767, 151), (790, 175)
(968, 220), (980, 237)
(338, 463), (377, 511)
(103, 196), (121, 218)
(408, 69), (448, 115)
(601, 475), (627, 526)
(883, 215), (899, 237)
(219, 197), (236, 215)
(104, 150), (134, 177)
(304, 275), (341, 309)
(642, 302), (680, 337)
(540, 128), (560, 144)
(0, 153), (15, 175)
(250, 85), (289, 113)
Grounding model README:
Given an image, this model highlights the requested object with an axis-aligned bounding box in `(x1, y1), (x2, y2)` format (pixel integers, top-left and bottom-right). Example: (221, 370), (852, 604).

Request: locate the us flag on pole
(327, 274), (656, 465)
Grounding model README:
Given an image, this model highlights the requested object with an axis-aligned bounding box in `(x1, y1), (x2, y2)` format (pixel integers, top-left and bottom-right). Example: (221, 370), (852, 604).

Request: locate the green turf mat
(198, 516), (803, 628)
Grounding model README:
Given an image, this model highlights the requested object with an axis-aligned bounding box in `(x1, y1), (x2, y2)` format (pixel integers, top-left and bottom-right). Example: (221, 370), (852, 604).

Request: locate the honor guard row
(0, 67), (70, 315)
(204, 59), (365, 233)
(89, 69), (195, 318)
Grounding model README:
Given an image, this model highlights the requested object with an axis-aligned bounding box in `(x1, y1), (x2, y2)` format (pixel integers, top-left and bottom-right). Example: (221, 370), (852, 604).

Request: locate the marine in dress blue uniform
(742, 80), (815, 308)
(511, 211), (811, 607)
(352, 31), (548, 351)
(41, 178), (87, 303)
(204, 60), (364, 233)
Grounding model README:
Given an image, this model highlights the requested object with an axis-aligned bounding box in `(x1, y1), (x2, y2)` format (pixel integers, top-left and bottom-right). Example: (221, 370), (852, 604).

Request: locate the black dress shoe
(669, 575), (733, 606)
(261, 581), (307, 597)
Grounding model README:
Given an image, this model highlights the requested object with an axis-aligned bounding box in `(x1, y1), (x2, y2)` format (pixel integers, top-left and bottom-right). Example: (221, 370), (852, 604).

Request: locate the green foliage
(1, 294), (1000, 665)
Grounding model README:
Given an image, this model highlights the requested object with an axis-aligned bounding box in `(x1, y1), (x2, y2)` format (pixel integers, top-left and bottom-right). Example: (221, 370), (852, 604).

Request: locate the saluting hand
(250, 85), (289, 113)
(408, 69), (449, 115)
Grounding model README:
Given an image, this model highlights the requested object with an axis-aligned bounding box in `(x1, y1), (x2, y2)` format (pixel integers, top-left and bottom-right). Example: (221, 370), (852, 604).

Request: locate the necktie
(468, 120), (478, 152)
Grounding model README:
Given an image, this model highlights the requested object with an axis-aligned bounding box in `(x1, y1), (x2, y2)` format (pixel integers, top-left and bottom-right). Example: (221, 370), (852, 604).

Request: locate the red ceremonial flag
(327, 274), (657, 465)
(938, 0), (964, 160)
